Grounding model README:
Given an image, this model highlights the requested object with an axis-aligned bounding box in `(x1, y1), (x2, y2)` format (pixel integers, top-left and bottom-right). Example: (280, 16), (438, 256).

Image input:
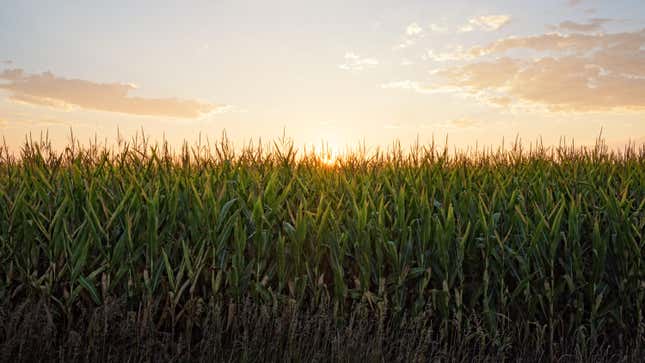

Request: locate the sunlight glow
(321, 151), (338, 166)
(319, 139), (340, 166)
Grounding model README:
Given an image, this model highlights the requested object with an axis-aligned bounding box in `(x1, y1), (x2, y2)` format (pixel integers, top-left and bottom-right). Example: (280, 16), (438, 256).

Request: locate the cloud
(406, 22), (423, 36)
(425, 46), (474, 62)
(428, 24), (448, 33)
(1, 60), (11, 65)
(426, 29), (645, 112)
(422, 118), (484, 131)
(434, 57), (521, 88)
(381, 80), (426, 91)
(568, 0), (583, 6)
(380, 80), (460, 94)
(459, 15), (512, 33)
(0, 68), (223, 118)
(555, 18), (612, 32)
(468, 29), (645, 57)
(339, 52), (379, 71)
(394, 22), (429, 50)
(394, 38), (416, 50)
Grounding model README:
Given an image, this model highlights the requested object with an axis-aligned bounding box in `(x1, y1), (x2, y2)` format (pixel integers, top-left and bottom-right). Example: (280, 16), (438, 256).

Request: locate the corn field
(0, 135), (643, 362)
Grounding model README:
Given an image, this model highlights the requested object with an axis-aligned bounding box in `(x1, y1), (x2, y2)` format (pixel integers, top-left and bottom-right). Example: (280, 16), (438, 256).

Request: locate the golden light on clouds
(0, 69), (223, 118)
(459, 15), (512, 32)
(385, 29), (645, 113)
(554, 18), (611, 32)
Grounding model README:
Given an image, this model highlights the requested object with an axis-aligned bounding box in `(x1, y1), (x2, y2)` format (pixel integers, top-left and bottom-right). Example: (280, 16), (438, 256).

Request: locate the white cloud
(380, 80), (460, 94)
(425, 46), (473, 62)
(459, 15), (512, 33)
(338, 52), (379, 71)
(393, 38), (416, 50)
(381, 80), (423, 90)
(406, 22), (423, 36)
(395, 22), (434, 50)
(394, 23), (425, 50)
(429, 24), (449, 33)
(458, 24), (475, 33)
(422, 118), (485, 131)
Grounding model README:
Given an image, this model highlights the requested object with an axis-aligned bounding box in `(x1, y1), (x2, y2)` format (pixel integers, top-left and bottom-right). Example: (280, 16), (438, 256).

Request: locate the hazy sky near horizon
(1, 0), (644, 153)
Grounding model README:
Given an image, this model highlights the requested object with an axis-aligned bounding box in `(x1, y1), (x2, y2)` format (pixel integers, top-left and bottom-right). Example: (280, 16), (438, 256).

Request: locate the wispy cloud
(394, 22), (429, 50)
(406, 22), (423, 36)
(394, 38), (416, 50)
(428, 24), (449, 33)
(427, 29), (645, 112)
(425, 46), (473, 62)
(381, 80), (426, 92)
(554, 18), (612, 32)
(568, 0), (583, 6)
(422, 118), (484, 131)
(380, 80), (459, 94)
(0, 68), (223, 118)
(338, 52), (379, 71)
(459, 15), (512, 33)
(468, 30), (645, 57)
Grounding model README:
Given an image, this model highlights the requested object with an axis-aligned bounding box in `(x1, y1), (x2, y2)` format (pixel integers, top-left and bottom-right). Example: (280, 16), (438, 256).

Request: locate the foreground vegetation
(0, 135), (643, 361)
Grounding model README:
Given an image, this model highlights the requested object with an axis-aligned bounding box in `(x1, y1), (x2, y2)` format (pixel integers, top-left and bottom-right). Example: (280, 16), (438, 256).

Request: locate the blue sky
(1, 0), (644, 152)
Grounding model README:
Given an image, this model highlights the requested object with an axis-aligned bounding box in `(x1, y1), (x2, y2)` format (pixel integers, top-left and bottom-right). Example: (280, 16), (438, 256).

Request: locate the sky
(1, 0), (644, 154)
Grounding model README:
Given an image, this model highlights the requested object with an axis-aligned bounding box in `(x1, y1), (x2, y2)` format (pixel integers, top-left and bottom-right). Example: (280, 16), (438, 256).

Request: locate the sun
(321, 153), (337, 166)
(319, 141), (339, 166)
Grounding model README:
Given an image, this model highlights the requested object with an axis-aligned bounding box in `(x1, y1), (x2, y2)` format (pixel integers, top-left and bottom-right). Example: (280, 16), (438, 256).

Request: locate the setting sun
(318, 138), (340, 166)
(321, 152), (336, 165)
